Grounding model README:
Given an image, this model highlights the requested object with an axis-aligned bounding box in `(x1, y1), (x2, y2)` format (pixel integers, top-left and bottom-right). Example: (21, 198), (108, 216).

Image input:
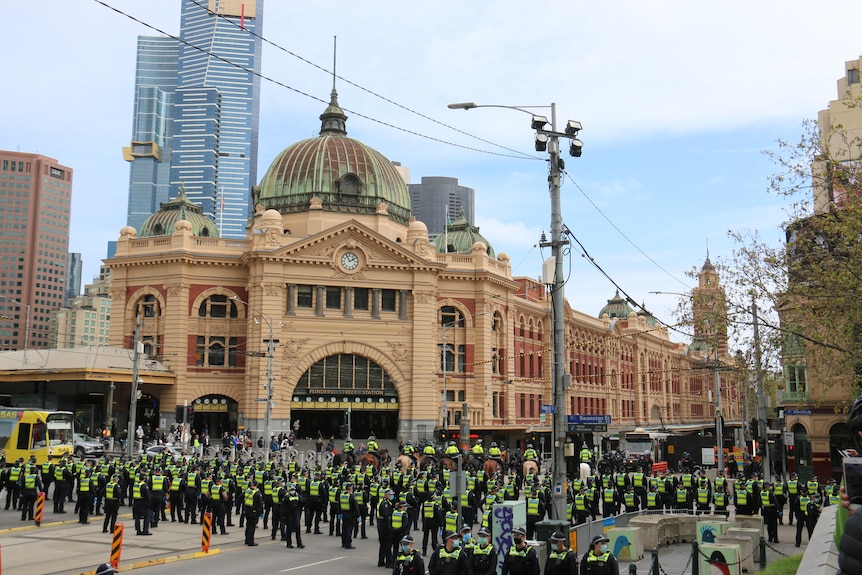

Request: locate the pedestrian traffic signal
(175, 405), (184, 423)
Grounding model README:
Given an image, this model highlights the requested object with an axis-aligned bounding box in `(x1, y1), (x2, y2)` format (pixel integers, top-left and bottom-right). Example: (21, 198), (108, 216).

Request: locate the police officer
(168, 471), (185, 522)
(390, 499), (410, 559)
(421, 489), (441, 555)
(244, 479), (263, 546)
(580, 534), (619, 575)
(545, 531), (578, 575)
(18, 464), (43, 521)
(77, 467), (94, 524)
(132, 471), (152, 536)
(525, 489), (545, 538)
(472, 440), (485, 460)
(53, 459), (72, 513)
(786, 472), (800, 527)
(524, 444), (538, 462)
(368, 435), (380, 453)
(284, 483), (305, 548)
(468, 527), (498, 575)
(760, 481), (779, 543)
(378, 489), (395, 568)
(394, 534), (425, 575)
(340, 482), (360, 549)
(103, 473), (122, 533)
(210, 475), (229, 536)
(429, 530), (467, 575)
(271, 477), (287, 541)
(183, 465), (201, 524)
(488, 442), (502, 460)
(502, 526), (539, 575)
(446, 441), (461, 458)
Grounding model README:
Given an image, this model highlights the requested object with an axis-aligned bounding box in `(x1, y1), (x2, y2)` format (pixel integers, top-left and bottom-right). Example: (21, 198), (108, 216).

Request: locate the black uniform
(579, 550), (619, 575)
(284, 488), (305, 548)
(378, 496), (395, 568)
(544, 548), (578, 575)
(339, 486), (361, 549)
(429, 543), (468, 575)
(243, 484), (263, 546)
(467, 542), (498, 575)
(502, 542), (540, 575)
(394, 547), (425, 575)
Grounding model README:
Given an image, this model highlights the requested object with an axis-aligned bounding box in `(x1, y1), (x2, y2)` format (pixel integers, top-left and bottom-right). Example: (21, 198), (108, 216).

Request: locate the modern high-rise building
(0, 151), (73, 352)
(124, 0), (263, 238)
(65, 252), (83, 305)
(408, 176), (475, 238)
(52, 267), (112, 349)
(123, 36), (179, 233)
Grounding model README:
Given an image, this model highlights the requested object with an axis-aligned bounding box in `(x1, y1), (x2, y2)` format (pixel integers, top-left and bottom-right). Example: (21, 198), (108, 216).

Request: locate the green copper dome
(256, 87), (411, 224)
(435, 211), (495, 257)
(598, 290), (633, 319)
(139, 187), (219, 238)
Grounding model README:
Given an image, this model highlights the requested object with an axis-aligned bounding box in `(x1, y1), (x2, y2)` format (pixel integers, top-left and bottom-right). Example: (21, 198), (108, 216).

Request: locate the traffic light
(529, 432), (538, 444)
(175, 405), (184, 423)
(750, 418), (760, 440)
(787, 444), (794, 454)
(438, 429), (446, 442)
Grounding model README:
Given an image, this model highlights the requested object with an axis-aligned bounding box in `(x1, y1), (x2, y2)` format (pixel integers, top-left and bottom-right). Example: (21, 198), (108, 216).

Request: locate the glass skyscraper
(124, 0), (263, 238)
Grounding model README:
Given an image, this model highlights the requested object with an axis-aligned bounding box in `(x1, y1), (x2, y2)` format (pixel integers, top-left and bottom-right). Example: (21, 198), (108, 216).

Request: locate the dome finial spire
(319, 36), (348, 136)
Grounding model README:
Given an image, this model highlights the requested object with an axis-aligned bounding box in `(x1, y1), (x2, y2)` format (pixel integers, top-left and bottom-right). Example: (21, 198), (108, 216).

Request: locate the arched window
(136, 294), (161, 318)
(198, 294), (238, 318)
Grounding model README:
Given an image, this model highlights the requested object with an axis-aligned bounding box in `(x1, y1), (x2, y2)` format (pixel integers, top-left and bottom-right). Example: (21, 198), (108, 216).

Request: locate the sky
(3, 0), (862, 337)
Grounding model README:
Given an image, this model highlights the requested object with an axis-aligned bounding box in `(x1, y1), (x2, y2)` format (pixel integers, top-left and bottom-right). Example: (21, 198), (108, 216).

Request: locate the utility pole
(752, 300), (770, 479)
(447, 101), (582, 522)
(127, 316), (142, 458)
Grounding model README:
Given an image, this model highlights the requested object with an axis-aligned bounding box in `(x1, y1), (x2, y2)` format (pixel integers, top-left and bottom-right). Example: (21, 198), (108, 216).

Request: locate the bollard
(691, 540), (699, 575)
(759, 535), (766, 570)
(651, 548), (659, 575)
(201, 511), (213, 553)
(111, 522), (124, 569)
(34, 491), (46, 526)
(629, 562), (637, 574)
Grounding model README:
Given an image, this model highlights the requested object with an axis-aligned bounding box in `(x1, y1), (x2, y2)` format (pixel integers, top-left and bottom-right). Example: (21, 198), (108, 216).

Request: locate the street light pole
(127, 316), (142, 458)
(449, 102), (582, 521)
(232, 296), (276, 460)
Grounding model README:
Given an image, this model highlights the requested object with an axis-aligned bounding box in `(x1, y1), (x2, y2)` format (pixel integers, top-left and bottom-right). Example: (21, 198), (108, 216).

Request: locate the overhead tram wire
(93, 0), (538, 160)
(563, 171), (693, 291)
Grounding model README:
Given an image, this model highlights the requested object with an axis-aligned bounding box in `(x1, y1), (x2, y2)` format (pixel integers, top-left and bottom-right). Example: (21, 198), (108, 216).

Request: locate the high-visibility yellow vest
(133, 482), (146, 500)
(445, 510), (458, 532)
(210, 484), (222, 500)
(714, 492), (727, 507)
(310, 481), (321, 497)
(761, 491), (772, 506)
(603, 488), (616, 503)
(697, 488), (710, 504)
(787, 480), (798, 495)
(244, 488), (258, 507)
(106, 482), (118, 500)
(151, 478), (164, 492)
(79, 477), (91, 492)
(647, 492), (660, 507)
(170, 477), (183, 492)
(423, 500), (436, 518)
(574, 494), (587, 511)
(774, 484), (785, 496)
(527, 498), (540, 516)
(340, 493), (352, 511)
(676, 489), (688, 503)
(392, 509), (406, 529)
(624, 492), (636, 508)
(23, 474), (37, 489)
(736, 490), (748, 505)
(586, 552), (611, 565)
(799, 496), (810, 515)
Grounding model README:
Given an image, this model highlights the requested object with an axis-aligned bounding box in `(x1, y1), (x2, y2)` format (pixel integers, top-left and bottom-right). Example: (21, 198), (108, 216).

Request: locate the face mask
(463, 533), (471, 542)
(451, 539), (461, 548)
(513, 537), (524, 545)
(401, 545), (411, 553)
(600, 544), (609, 554)
(477, 537), (489, 546)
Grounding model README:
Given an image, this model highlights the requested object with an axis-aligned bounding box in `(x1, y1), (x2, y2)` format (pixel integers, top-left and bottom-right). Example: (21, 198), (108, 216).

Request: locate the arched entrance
(191, 395), (238, 439)
(290, 353), (399, 440)
(790, 423), (813, 481)
(830, 422), (853, 480)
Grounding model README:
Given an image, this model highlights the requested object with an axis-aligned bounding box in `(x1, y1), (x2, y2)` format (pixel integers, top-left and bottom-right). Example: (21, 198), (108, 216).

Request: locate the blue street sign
(567, 414), (612, 425)
(541, 404), (556, 414)
(785, 409), (812, 415)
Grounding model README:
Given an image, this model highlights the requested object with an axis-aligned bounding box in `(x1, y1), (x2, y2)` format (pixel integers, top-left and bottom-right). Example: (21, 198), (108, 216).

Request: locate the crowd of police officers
(0, 437), (841, 573)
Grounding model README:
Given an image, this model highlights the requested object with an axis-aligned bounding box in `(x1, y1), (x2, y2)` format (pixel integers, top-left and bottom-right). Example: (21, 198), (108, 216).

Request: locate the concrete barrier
(716, 534), (755, 572)
(797, 505), (839, 575)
